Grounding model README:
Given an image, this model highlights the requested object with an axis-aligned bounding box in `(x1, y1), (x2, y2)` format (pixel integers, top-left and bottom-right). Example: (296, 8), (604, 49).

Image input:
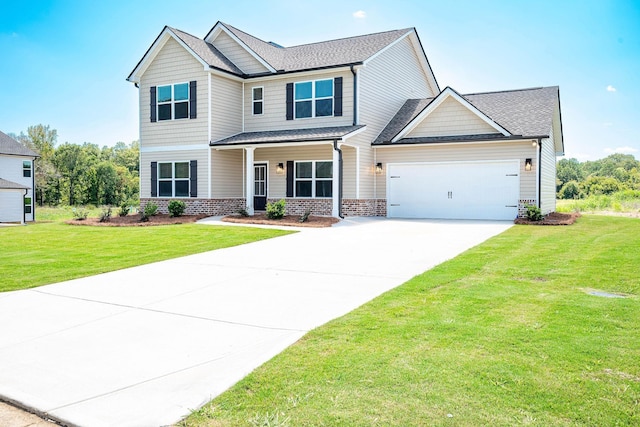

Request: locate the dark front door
(254, 163), (267, 210)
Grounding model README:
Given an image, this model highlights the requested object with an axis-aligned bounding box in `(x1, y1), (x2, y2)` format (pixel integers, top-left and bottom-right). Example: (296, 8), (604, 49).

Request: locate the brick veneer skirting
(140, 198), (245, 216)
(518, 199), (538, 218)
(341, 199), (387, 216)
(266, 198), (333, 216)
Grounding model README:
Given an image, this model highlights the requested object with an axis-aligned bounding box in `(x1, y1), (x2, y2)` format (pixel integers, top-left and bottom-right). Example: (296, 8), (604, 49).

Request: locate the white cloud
(353, 10), (366, 19)
(604, 146), (638, 154)
(606, 85), (617, 92)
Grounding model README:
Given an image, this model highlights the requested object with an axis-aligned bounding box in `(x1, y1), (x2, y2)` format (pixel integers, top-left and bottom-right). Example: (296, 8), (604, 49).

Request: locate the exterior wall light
(532, 140), (538, 147)
(525, 158), (532, 171)
(276, 163), (285, 175)
(375, 162), (383, 175)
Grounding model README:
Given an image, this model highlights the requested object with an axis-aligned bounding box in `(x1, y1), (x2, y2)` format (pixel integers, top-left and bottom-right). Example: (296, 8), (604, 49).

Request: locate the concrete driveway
(0, 217), (512, 426)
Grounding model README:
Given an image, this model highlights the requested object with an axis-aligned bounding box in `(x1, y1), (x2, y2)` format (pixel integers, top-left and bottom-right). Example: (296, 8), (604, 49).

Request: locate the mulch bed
(66, 214), (206, 227)
(222, 213), (339, 228)
(514, 211), (581, 226)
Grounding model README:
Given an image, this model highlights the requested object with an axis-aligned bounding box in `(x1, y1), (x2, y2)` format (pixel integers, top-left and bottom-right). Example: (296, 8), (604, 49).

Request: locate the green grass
(0, 221), (291, 292)
(184, 215), (640, 427)
(557, 192), (640, 213)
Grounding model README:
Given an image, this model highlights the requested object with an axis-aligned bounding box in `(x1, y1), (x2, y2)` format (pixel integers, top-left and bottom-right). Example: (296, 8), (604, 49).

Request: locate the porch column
(332, 145), (340, 217)
(245, 147), (255, 215)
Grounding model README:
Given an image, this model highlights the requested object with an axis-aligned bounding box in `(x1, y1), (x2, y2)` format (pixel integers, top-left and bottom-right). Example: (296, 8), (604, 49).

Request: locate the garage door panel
(387, 161), (519, 220)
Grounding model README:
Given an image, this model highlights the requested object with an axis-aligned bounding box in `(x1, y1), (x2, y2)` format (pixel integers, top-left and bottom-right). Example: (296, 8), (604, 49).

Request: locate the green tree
(16, 124), (58, 206)
(556, 158), (583, 192)
(54, 143), (90, 205)
(558, 181), (581, 199)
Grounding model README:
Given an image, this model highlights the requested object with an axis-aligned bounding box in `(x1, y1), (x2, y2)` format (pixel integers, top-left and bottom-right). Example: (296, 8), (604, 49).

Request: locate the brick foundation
(267, 198), (333, 216)
(518, 199), (538, 218)
(140, 198), (246, 216)
(341, 199), (387, 216)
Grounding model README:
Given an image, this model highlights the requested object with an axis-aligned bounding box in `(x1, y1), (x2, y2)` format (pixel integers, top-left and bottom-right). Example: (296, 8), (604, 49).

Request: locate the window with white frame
(158, 162), (189, 197)
(295, 161), (332, 197)
(252, 87), (263, 115)
(294, 79), (333, 119)
(23, 160), (32, 177)
(24, 197), (32, 214)
(157, 83), (189, 120)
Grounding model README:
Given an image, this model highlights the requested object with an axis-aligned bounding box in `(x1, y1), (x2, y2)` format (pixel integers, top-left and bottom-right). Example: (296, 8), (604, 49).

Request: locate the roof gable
(0, 131), (38, 157)
(205, 22), (277, 73)
(392, 87), (510, 142)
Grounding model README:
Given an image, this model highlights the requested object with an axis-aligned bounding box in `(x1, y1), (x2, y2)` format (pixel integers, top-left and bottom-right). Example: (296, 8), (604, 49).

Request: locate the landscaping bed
(222, 213), (339, 228)
(514, 211), (580, 225)
(66, 214), (206, 226)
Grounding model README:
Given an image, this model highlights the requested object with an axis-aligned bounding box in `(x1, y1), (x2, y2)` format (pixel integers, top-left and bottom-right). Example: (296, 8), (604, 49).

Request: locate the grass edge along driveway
(0, 222), (292, 293)
(185, 215), (639, 427)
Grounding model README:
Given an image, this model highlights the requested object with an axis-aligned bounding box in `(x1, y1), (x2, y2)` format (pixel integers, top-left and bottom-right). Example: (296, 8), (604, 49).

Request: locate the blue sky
(1, 0), (638, 161)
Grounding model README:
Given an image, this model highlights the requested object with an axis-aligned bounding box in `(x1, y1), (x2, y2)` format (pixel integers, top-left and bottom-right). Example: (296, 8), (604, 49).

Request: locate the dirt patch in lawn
(514, 211), (580, 226)
(66, 214), (206, 227)
(222, 213), (339, 228)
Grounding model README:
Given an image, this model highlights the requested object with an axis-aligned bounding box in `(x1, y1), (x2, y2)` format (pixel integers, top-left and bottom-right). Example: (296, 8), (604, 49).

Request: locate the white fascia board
(391, 88), (511, 142)
(128, 28), (209, 84)
(340, 125), (367, 142)
(209, 68), (245, 82)
(213, 140), (338, 150)
(375, 138), (531, 148)
(407, 32), (440, 95)
(207, 24), (277, 73)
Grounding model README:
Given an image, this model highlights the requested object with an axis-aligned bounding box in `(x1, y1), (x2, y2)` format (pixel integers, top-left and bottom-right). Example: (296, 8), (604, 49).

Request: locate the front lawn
(0, 222), (291, 292)
(185, 215), (640, 426)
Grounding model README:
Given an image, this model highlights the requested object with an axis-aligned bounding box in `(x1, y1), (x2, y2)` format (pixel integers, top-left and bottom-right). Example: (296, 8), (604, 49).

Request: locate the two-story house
(127, 22), (563, 220)
(0, 131), (38, 224)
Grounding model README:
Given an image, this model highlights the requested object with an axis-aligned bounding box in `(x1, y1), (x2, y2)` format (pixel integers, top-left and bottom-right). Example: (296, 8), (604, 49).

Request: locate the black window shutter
(150, 86), (157, 122)
(334, 77), (343, 117)
(189, 81), (197, 119)
(286, 83), (293, 120)
(190, 160), (197, 197)
(150, 162), (157, 197)
(286, 161), (294, 197)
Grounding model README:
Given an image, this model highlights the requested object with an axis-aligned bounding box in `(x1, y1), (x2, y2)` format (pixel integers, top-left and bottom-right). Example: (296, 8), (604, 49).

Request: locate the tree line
(556, 153), (640, 199)
(13, 124), (139, 207)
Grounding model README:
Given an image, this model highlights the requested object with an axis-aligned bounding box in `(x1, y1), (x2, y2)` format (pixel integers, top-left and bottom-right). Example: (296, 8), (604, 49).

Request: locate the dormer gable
(392, 87), (510, 142)
(204, 22), (277, 74)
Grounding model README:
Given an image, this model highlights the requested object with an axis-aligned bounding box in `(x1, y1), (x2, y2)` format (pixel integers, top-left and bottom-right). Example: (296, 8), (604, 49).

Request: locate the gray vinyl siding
(139, 37), (209, 148)
(357, 36), (437, 198)
(243, 70), (353, 132)
(374, 141), (538, 201)
(540, 129), (557, 214)
(406, 96), (497, 137)
(140, 149), (209, 198)
(0, 154), (34, 222)
(210, 31), (270, 75)
(212, 149), (243, 197)
(211, 76), (243, 141)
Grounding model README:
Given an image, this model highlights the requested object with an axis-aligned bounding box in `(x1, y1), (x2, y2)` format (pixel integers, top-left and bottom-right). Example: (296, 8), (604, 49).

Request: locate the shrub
(236, 207), (249, 217)
(525, 204), (543, 221)
(72, 207), (89, 220)
(168, 200), (186, 217)
(139, 202), (158, 222)
(98, 206), (112, 223)
(266, 199), (286, 220)
(299, 208), (311, 223)
(118, 202), (129, 217)
(558, 181), (581, 199)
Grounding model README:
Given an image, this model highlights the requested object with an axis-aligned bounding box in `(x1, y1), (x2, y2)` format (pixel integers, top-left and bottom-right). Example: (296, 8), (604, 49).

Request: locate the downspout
(333, 140), (344, 218)
(32, 157), (36, 221)
(537, 138), (542, 209)
(23, 189), (28, 225)
(350, 66), (358, 125)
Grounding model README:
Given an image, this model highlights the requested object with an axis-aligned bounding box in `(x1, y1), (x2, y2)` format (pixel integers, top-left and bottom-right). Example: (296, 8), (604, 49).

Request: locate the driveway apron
(0, 218), (512, 426)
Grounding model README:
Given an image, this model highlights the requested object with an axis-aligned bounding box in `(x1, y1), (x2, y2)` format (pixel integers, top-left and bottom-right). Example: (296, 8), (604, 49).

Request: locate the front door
(254, 164), (267, 210)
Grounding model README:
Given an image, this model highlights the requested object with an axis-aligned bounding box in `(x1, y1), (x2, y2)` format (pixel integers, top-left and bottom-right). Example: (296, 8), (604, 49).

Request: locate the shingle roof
(373, 86), (560, 145)
(169, 27), (243, 75)
(0, 178), (30, 190)
(210, 125), (365, 146)
(0, 131), (39, 157)
(221, 23), (412, 72)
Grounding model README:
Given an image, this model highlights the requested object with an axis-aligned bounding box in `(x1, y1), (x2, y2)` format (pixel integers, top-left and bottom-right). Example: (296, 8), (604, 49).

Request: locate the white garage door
(0, 191), (23, 223)
(387, 160), (519, 220)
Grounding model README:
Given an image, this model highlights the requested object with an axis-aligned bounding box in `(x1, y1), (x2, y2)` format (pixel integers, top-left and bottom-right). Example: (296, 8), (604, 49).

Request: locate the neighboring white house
(127, 22), (564, 220)
(0, 131), (39, 223)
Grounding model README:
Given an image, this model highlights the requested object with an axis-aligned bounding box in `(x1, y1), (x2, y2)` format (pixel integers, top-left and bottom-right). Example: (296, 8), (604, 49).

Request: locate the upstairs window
(23, 160), (32, 177)
(157, 83), (189, 120)
(294, 79), (333, 119)
(158, 162), (190, 197)
(252, 87), (263, 115)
